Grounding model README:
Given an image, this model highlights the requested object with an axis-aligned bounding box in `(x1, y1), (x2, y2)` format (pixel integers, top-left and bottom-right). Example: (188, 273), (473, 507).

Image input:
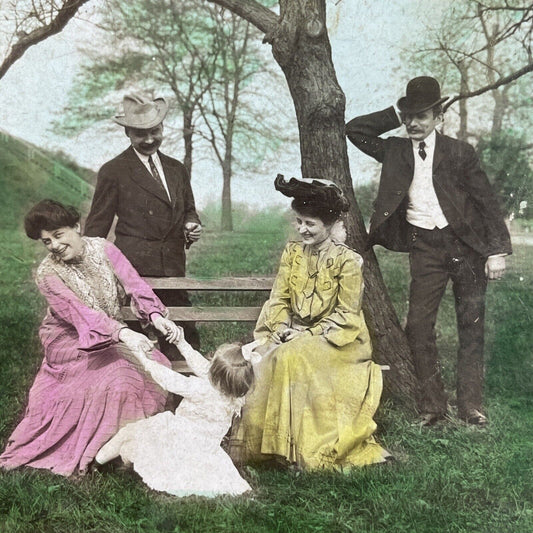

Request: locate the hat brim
(397, 96), (449, 114)
(113, 98), (169, 129)
(274, 175), (343, 199)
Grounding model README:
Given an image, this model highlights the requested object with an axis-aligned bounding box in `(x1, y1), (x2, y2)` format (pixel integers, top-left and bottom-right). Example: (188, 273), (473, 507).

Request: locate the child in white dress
(95, 328), (262, 497)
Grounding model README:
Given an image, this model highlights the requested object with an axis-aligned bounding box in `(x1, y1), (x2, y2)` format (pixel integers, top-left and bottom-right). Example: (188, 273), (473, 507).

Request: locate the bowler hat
(397, 77), (448, 114)
(114, 93), (168, 129)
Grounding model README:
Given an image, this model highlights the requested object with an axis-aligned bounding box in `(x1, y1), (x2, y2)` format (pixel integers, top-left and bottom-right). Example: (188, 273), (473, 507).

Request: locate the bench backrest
(120, 276), (392, 373)
(121, 276), (274, 322)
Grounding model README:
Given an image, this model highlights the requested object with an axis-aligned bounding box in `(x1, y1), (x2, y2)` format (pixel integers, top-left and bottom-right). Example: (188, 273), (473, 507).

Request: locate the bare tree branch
(444, 61), (533, 110)
(204, 0), (278, 34)
(474, 6), (532, 53)
(476, 0), (533, 12)
(0, 0), (90, 80)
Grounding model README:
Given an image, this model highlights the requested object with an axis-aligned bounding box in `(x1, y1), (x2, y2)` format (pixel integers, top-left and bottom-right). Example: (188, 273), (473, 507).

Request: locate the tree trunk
(207, 0), (417, 405)
(266, 0), (416, 404)
(221, 155), (233, 231)
(457, 64), (469, 142)
(183, 109), (194, 178)
(490, 87), (508, 139)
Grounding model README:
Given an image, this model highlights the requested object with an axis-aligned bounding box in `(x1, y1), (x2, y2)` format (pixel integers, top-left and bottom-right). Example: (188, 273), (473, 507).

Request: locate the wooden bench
(121, 276), (274, 372)
(121, 276), (389, 373)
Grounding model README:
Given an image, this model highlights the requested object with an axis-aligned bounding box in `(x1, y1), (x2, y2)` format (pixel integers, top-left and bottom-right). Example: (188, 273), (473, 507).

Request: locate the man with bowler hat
(345, 76), (512, 426)
(85, 93), (202, 356)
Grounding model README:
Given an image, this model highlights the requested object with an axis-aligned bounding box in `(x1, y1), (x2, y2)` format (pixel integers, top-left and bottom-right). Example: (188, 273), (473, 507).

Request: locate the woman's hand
(152, 315), (182, 344)
(278, 327), (311, 342)
(118, 328), (155, 360)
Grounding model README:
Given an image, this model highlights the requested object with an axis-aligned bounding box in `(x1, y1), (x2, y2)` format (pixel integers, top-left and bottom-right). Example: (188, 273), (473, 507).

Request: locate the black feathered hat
(274, 174), (349, 218)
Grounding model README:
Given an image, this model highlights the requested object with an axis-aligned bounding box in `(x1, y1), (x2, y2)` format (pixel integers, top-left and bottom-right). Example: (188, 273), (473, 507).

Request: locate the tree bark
(183, 109), (194, 178)
(221, 99), (235, 231)
(221, 156), (233, 231)
(457, 64), (469, 142)
(208, 0), (417, 404)
(490, 87), (508, 138)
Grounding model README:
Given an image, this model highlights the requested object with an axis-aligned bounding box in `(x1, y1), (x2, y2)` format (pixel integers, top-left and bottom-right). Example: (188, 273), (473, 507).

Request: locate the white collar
(411, 129), (436, 150)
(132, 147), (159, 164)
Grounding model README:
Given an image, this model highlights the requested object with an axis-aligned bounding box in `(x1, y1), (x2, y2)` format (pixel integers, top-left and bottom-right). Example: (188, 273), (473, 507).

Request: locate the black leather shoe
(419, 412), (446, 427)
(463, 409), (487, 427)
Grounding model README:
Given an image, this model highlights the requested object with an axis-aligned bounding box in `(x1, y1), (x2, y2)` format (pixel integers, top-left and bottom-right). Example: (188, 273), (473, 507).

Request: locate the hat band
(115, 105), (166, 128)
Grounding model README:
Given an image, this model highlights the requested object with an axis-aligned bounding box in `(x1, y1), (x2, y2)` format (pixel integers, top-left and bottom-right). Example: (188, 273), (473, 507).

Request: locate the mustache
(140, 142), (160, 148)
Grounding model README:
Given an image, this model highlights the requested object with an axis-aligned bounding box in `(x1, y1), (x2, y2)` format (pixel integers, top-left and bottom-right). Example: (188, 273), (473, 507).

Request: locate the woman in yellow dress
(232, 175), (390, 470)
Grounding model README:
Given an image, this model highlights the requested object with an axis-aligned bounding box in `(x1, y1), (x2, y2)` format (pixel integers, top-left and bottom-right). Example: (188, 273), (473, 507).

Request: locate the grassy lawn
(0, 203), (532, 532)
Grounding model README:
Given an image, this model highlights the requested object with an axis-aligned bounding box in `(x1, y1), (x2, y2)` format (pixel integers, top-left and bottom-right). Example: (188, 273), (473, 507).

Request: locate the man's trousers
(405, 225), (487, 418)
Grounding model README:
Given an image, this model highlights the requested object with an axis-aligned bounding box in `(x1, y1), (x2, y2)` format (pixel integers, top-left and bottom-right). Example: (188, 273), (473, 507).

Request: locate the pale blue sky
(0, 0), (446, 208)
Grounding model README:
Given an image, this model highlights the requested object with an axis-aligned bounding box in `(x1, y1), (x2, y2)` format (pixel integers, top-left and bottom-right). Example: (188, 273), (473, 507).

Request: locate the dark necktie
(148, 155), (166, 193)
(418, 141), (427, 160)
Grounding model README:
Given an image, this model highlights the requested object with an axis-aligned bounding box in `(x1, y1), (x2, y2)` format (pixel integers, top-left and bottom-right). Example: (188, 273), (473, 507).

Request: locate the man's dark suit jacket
(346, 106), (512, 257)
(84, 146), (201, 276)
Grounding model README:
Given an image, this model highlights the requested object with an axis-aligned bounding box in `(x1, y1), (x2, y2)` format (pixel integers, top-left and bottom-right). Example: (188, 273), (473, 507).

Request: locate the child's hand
(152, 315), (181, 343)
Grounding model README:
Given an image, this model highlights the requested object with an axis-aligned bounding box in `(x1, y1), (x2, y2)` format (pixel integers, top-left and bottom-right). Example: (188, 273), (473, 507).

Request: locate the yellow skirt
(231, 335), (389, 470)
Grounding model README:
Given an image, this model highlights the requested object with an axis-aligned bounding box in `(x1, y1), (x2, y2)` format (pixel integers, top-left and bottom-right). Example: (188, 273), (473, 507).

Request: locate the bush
(353, 180), (378, 225)
(478, 131), (533, 219)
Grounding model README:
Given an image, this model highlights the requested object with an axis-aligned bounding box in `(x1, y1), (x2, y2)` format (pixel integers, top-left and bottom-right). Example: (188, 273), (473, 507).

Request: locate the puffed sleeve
(253, 243), (294, 340)
(36, 272), (125, 351)
(308, 249), (368, 347)
(103, 240), (167, 324)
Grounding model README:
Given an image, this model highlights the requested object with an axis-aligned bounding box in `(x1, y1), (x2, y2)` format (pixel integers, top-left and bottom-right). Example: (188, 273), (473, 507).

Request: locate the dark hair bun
(336, 195), (350, 213)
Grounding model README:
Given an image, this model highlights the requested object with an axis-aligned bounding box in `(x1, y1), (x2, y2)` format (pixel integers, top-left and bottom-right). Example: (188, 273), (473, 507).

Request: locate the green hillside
(0, 130), (94, 230)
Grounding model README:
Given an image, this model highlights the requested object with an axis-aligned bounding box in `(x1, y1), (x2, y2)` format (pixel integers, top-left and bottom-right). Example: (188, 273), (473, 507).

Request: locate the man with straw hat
(346, 76), (511, 427)
(85, 93), (202, 355)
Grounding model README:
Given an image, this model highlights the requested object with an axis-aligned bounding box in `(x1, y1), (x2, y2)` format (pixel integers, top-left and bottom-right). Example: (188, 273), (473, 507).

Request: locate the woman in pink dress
(0, 199), (178, 477)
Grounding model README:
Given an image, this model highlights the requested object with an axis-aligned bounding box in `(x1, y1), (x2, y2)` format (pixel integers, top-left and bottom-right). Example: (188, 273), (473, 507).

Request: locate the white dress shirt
(406, 130), (449, 230)
(399, 124), (504, 260)
(133, 149), (171, 201)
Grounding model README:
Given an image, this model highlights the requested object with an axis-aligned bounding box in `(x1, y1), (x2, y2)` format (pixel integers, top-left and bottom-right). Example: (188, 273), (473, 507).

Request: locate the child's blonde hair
(208, 343), (255, 398)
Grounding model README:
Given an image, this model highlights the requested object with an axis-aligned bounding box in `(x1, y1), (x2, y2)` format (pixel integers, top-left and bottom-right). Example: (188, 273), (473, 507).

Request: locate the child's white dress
(98, 342), (251, 497)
